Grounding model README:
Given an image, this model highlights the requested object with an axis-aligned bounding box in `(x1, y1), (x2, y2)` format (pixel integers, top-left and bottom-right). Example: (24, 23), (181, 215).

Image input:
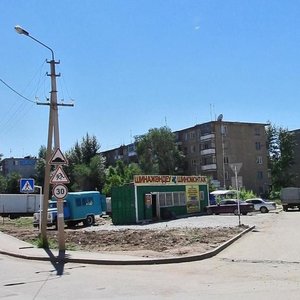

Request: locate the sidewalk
(0, 226), (254, 265)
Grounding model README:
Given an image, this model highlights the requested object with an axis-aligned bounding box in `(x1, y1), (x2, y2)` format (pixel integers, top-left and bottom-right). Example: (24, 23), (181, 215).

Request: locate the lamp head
(15, 25), (29, 36)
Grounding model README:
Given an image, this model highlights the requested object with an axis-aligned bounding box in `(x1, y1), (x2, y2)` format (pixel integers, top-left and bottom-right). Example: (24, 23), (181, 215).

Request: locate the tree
(267, 124), (296, 191)
(6, 172), (21, 194)
(68, 133), (100, 164)
(66, 134), (106, 191)
(0, 174), (7, 193)
(103, 160), (142, 196)
(135, 126), (185, 175)
(35, 146), (47, 187)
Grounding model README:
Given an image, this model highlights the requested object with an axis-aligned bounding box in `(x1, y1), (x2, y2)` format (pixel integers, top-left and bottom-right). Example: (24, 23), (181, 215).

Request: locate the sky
(0, 0), (299, 158)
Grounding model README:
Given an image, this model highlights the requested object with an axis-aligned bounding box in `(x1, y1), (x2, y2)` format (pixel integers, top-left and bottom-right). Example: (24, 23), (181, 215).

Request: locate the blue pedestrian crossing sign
(20, 178), (35, 193)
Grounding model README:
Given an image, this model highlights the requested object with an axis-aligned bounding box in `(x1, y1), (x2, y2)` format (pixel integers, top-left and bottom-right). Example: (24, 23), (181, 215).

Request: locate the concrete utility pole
(15, 25), (73, 249)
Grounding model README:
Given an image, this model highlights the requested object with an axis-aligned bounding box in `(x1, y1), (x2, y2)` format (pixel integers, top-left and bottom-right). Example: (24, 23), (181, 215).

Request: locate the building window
(191, 145), (196, 153)
(159, 193), (166, 207)
(179, 193), (186, 205)
(212, 155), (216, 164)
(255, 142), (261, 150)
(159, 192), (186, 207)
(200, 191), (205, 201)
(256, 156), (263, 164)
(189, 132), (195, 139)
(173, 193), (180, 206)
(192, 159), (197, 166)
(255, 128), (261, 136)
(225, 171), (229, 180)
(224, 156), (229, 164)
(166, 193), (173, 206)
(257, 171), (263, 179)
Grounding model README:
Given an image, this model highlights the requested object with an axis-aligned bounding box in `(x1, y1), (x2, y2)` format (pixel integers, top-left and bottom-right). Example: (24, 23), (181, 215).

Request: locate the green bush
(238, 188), (256, 200)
(269, 190), (281, 201)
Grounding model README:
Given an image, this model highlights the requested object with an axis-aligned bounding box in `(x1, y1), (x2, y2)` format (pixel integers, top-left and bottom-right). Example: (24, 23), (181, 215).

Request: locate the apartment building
(174, 121), (269, 195)
(101, 120), (270, 195)
(1, 156), (37, 178)
(102, 143), (138, 167)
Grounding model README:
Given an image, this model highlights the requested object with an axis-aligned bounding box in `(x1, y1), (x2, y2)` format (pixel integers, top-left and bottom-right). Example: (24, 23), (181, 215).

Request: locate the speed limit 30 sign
(53, 184), (68, 199)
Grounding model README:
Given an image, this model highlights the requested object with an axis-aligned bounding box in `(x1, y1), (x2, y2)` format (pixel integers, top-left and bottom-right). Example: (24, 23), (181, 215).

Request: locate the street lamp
(15, 25), (54, 60)
(15, 25), (64, 249)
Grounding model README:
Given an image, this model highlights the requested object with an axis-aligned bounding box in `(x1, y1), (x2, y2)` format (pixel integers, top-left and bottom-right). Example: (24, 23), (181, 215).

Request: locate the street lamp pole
(15, 25), (70, 249)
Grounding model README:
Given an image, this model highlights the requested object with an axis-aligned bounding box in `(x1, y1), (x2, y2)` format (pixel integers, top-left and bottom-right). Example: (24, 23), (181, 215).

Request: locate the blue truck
(33, 191), (106, 228)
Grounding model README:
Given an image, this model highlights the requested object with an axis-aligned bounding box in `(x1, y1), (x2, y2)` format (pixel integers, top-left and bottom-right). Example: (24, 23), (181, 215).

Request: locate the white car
(245, 198), (276, 213)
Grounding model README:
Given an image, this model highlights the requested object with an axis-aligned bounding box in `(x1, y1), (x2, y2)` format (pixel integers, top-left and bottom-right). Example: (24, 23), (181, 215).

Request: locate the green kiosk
(111, 175), (209, 225)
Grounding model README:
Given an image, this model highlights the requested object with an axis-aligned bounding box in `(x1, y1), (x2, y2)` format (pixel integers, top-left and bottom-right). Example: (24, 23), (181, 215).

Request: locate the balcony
(200, 133), (215, 141)
(114, 155), (123, 160)
(201, 164), (217, 171)
(128, 151), (137, 157)
(200, 148), (216, 156)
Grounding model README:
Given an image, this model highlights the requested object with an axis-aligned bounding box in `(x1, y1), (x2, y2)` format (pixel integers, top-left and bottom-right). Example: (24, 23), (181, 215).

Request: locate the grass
(0, 216), (78, 250)
(31, 236), (79, 251)
(14, 217), (33, 227)
(0, 216), (33, 228)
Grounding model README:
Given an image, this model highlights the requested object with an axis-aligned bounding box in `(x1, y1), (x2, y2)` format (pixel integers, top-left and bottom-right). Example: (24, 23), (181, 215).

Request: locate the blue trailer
(33, 191), (106, 228)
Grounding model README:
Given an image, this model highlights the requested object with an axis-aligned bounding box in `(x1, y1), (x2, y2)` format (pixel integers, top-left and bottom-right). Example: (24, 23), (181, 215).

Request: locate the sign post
(49, 148), (69, 251)
(34, 185), (43, 232)
(229, 163), (243, 226)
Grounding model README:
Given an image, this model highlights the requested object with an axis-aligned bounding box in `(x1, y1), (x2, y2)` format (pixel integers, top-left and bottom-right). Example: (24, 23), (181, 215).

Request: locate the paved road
(1, 211), (300, 299)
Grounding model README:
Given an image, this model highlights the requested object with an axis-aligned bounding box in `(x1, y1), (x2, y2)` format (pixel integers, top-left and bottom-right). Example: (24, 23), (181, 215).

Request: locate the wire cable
(0, 78), (36, 103)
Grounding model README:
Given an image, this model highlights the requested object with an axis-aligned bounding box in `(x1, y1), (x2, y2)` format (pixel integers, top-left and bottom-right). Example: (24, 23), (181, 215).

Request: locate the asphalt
(0, 225), (254, 265)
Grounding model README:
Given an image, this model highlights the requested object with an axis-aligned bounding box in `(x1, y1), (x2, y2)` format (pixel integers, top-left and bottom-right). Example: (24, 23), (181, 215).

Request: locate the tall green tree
(135, 126), (185, 175)
(0, 174), (7, 193)
(6, 172), (21, 193)
(267, 124), (296, 191)
(66, 134), (106, 191)
(35, 146), (47, 187)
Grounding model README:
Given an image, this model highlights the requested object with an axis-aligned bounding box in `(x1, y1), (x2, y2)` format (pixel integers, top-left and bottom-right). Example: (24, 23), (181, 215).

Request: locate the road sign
(229, 163), (243, 174)
(49, 148), (68, 165)
(20, 178), (35, 193)
(50, 165), (70, 184)
(52, 184), (68, 199)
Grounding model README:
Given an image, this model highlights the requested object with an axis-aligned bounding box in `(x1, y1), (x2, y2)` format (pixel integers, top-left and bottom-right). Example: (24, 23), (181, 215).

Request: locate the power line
(0, 78), (36, 104)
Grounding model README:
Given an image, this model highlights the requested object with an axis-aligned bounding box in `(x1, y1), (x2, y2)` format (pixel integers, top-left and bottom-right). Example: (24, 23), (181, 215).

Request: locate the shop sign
(186, 185), (200, 213)
(134, 175), (207, 186)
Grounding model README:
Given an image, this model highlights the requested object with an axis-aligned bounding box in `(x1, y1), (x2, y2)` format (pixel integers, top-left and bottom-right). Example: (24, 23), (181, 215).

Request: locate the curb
(0, 225), (255, 265)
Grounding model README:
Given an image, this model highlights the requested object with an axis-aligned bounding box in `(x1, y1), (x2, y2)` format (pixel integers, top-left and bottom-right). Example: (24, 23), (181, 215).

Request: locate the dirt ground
(0, 217), (248, 258)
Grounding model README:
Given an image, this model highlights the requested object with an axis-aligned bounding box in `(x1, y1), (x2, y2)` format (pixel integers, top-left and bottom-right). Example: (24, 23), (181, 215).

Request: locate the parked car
(245, 198), (276, 213)
(206, 199), (254, 215)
